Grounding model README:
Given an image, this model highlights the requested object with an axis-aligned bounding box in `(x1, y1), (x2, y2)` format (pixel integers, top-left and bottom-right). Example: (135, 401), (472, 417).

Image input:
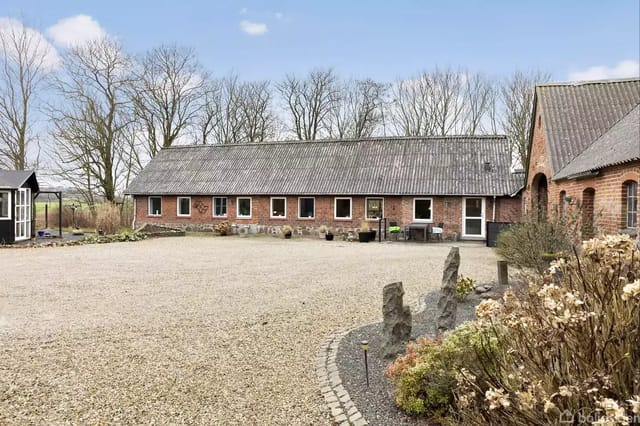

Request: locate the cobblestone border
(316, 293), (428, 425)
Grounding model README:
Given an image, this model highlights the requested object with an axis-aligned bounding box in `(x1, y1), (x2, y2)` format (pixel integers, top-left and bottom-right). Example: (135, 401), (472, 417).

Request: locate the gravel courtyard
(0, 236), (498, 425)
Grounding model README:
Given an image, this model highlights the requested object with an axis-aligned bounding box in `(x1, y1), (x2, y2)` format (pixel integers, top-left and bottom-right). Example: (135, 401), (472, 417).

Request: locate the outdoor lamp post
(361, 340), (369, 387)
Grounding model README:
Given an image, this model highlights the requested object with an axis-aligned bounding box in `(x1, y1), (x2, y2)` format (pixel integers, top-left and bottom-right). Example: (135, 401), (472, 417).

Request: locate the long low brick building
(124, 136), (523, 241)
(524, 77), (639, 238)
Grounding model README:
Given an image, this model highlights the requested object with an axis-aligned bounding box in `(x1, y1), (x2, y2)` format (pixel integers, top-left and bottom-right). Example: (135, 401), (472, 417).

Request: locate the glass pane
(271, 198), (285, 217)
(465, 218), (482, 235)
(336, 199), (351, 218)
(214, 198), (227, 216)
(414, 199), (431, 220)
(238, 198), (251, 216)
(366, 198), (383, 219)
(299, 198), (314, 218)
(179, 198), (190, 215)
(465, 198), (482, 217)
(0, 192), (7, 217)
(150, 197), (161, 215)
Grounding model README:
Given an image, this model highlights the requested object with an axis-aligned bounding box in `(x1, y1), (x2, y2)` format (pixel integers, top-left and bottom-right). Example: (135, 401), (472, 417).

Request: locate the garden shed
(0, 170), (39, 243)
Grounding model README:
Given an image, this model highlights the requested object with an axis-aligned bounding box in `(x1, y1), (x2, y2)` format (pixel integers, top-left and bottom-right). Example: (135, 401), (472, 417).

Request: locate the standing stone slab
(382, 281), (412, 358)
(497, 260), (509, 286)
(436, 247), (460, 335)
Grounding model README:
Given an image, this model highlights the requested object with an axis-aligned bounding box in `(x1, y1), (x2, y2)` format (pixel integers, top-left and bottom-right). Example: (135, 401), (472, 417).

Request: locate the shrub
(496, 209), (580, 273)
(95, 203), (120, 235)
(386, 322), (498, 419)
(455, 275), (476, 301)
(214, 221), (231, 236)
(456, 235), (640, 425)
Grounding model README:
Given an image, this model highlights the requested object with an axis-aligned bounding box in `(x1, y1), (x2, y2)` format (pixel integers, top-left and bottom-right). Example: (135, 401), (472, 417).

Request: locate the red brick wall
(134, 193), (521, 239)
(524, 104), (640, 236)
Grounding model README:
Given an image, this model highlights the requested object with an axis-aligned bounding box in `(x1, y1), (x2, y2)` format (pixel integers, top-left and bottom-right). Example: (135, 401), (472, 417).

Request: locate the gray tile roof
(537, 78), (640, 177)
(125, 136), (523, 197)
(0, 170), (36, 189)
(554, 105), (640, 179)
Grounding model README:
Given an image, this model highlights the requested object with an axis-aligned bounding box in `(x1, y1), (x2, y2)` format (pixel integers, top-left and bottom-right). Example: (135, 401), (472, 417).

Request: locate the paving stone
(353, 418), (368, 426)
(349, 411), (363, 422)
(330, 407), (343, 417)
(335, 414), (348, 423)
(347, 406), (358, 416)
(324, 394), (338, 404)
(339, 393), (350, 403)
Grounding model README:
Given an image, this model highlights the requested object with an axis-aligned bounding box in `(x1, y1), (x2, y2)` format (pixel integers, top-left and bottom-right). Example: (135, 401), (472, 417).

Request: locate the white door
(15, 188), (31, 241)
(463, 197), (485, 239)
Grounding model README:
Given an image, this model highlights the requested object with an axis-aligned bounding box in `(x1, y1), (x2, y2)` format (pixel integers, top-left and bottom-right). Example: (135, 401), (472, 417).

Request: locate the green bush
(386, 322), (498, 418)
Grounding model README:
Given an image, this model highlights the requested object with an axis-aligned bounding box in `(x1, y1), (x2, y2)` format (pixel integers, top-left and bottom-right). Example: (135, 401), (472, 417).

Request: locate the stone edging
(315, 292), (428, 425)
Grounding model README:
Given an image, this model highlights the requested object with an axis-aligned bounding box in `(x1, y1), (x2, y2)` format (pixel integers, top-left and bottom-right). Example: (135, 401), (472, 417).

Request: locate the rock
(475, 285), (492, 294)
(436, 247), (460, 335)
(381, 281), (412, 358)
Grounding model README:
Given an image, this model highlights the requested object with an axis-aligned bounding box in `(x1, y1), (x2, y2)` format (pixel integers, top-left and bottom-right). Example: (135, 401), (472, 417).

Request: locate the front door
(463, 197), (485, 239)
(15, 188), (31, 241)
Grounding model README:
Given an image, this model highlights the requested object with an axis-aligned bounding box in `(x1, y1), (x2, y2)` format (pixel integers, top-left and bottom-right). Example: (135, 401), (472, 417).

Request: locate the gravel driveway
(0, 236), (498, 425)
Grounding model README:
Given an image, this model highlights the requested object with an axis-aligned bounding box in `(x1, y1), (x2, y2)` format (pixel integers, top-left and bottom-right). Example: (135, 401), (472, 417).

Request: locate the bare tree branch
(326, 78), (387, 138)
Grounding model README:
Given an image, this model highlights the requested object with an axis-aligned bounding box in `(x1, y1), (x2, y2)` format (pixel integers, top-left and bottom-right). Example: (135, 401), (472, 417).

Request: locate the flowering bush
(385, 322), (498, 418)
(455, 275), (476, 301)
(456, 235), (640, 425)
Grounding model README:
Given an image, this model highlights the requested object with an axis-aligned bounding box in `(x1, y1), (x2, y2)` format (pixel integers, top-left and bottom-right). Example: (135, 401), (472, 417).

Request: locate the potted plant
(358, 221), (370, 243)
(282, 225), (293, 239)
(318, 225), (328, 239)
(325, 228), (334, 241)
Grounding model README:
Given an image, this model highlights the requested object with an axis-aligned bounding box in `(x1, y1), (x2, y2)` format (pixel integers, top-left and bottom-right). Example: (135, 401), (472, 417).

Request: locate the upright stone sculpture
(382, 281), (412, 358)
(497, 260), (509, 286)
(436, 247), (460, 335)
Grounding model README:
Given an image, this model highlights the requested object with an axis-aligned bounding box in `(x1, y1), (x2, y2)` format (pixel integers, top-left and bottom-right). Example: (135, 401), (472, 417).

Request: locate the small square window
(299, 197), (315, 218)
(335, 198), (352, 219)
(366, 198), (383, 219)
(177, 197), (191, 216)
(213, 197), (227, 217)
(237, 197), (252, 218)
(413, 198), (432, 221)
(148, 196), (162, 216)
(271, 197), (286, 218)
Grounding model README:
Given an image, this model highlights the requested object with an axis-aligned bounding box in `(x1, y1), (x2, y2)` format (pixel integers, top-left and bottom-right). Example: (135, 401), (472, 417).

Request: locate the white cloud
(46, 14), (106, 48)
(568, 60), (640, 81)
(240, 20), (268, 36)
(0, 17), (60, 69)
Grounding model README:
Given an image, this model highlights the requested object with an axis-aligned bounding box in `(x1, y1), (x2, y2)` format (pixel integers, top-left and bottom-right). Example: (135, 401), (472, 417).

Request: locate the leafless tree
(277, 68), (338, 140)
(500, 70), (551, 168)
(326, 78), (387, 138)
(460, 73), (495, 135)
(49, 38), (134, 205)
(131, 45), (207, 157)
(239, 80), (277, 142)
(0, 20), (54, 170)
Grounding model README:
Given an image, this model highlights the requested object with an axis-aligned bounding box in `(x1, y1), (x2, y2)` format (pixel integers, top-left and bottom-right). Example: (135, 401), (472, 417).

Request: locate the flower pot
(358, 231), (370, 243)
(368, 230), (376, 241)
(325, 233), (334, 241)
(284, 232), (292, 239)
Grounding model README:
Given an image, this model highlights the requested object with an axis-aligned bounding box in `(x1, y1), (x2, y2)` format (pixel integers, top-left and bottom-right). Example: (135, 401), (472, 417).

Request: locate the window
(0, 191), (9, 219)
(298, 197), (315, 219)
(213, 197), (227, 217)
(413, 198), (432, 221)
(334, 197), (352, 219)
(237, 197), (252, 218)
(148, 196), (162, 216)
(626, 181), (638, 228)
(271, 197), (286, 218)
(177, 197), (191, 216)
(366, 198), (384, 219)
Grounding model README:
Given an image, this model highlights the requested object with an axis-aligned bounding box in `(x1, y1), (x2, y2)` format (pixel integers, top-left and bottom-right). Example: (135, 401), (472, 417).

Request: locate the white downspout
(492, 195), (497, 222)
(132, 196), (137, 230)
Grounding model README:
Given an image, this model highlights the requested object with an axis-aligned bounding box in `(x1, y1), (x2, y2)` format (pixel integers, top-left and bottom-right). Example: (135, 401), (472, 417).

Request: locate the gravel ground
(0, 236), (498, 425)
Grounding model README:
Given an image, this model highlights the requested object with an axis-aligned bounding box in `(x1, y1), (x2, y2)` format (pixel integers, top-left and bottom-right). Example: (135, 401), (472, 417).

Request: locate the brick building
(125, 136), (523, 241)
(524, 78), (639, 238)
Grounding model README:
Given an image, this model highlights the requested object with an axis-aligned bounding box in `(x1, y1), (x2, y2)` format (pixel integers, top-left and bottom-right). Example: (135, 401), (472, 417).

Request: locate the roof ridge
(164, 135), (509, 150)
(537, 77), (640, 88)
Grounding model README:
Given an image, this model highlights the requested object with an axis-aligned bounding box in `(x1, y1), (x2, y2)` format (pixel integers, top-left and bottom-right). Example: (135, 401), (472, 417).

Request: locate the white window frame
(334, 197), (352, 220)
(270, 197), (287, 219)
(148, 196), (162, 216)
(237, 197), (252, 219)
(626, 181), (638, 228)
(298, 197), (315, 219)
(213, 197), (228, 218)
(462, 197), (486, 239)
(14, 188), (30, 241)
(412, 198), (433, 222)
(365, 197), (384, 220)
(0, 190), (10, 220)
(177, 196), (191, 217)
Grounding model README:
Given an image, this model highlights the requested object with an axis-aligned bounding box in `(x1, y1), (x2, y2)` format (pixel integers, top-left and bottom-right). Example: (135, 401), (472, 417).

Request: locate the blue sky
(2, 0), (639, 82)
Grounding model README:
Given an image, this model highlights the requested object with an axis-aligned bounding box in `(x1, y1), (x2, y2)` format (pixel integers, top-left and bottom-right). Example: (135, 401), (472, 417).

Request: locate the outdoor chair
(431, 222), (444, 240)
(389, 220), (401, 240)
